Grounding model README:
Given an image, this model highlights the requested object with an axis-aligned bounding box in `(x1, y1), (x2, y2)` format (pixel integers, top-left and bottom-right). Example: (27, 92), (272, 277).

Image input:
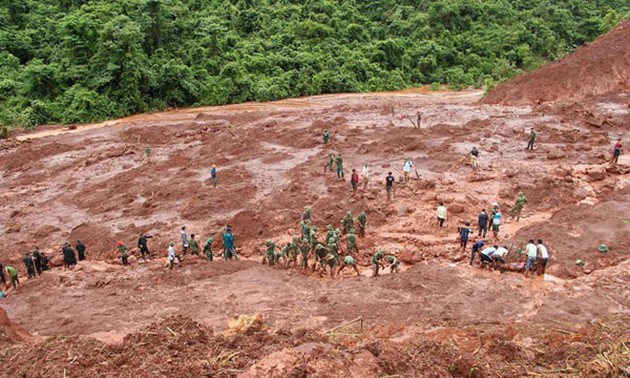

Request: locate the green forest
(0, 0), (628, 127)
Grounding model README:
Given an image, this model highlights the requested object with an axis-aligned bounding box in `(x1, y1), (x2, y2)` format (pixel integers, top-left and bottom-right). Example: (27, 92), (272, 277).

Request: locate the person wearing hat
(222, 226), (238, 260)
(370, 249), (386, 277)
(262, 240), (276, 266)
(116, 241), (128, 266)
(524, 240), (537, 278)
(210, 165), (218, 188)
(511, 192), (528, 222)
(302, 207), (312, 222)
(337, 254), (361, 277)
(203, 237), (213, 261)
(322, 129), (330, 144)
(335, 154), (344, 179)
(598, 244), (608, 253)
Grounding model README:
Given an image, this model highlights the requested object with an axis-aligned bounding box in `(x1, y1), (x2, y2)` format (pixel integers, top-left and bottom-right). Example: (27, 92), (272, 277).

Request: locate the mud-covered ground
(0, 84), (629, 377)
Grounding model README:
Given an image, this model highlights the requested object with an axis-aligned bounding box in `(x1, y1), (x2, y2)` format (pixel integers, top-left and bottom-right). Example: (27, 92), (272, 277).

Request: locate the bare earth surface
(1, 24), (630, 378)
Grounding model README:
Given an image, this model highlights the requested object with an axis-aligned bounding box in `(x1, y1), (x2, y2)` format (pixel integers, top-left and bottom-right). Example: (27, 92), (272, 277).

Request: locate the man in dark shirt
(470, 240), (485, 266)
(385, 172), (395, 200)
(75, 240), (86, 261)
(459, 222), (472, 251)
(32, 249), (43, 275)
(137, 233), (152, 260)
(477, 209), (489, 237)
(23, 253), (35, 279)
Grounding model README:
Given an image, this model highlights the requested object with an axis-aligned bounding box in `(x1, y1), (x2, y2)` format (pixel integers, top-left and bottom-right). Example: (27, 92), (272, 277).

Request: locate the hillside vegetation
(0, 0), (628, 127)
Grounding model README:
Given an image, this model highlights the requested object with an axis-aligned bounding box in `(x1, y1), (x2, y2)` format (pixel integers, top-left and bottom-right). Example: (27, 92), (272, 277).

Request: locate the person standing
(459, 222), (472, 251)
(527, 128), (536, 150)
(117, 241), (129, 266)
(5, 266), (19, 289)
(402, 158), (414, 182)
(223, 226), (238, 260)
(385, 172), (395, 200)
(75, 240), (86, 261)
(137, 233), (152, 260)
(335, 155), (344, 179)
(203, 237), (213, 261)
(436, 202), (447, 228)
(32, 249), (43, 275)
(40, 253), (49, 271)
(324, 153), (335, 173)
(180, 226), (189, 256)
(0, 262), (6, 287)
(145, 146), (152, 161)
(537, 240), (549, 275)
(491, 210), (502, 239)
(524, 240), (537, 278)
(357, 212), (367, 237)
(22, 253), (35, 279)
(477, 209), (489, 238)
(210, 165), (218, 188)
(611, 138), (622, 164)
(511, 192), (528, 222)
(322, 129), (330, 144)
(350, 169), (359, 195)
(189, 234), (200, 257)
(167, 242), (176, 270)
(361, 163), (370, 190)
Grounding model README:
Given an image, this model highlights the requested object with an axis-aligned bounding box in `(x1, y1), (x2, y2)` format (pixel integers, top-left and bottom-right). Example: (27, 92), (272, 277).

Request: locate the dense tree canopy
(0, 0), (628, 127)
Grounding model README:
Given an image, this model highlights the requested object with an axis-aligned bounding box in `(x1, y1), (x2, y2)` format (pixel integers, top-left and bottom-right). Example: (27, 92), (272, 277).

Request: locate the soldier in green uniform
(263, 240), (276, 266)
(300, 221), (311, 240)
(346, 229), (359, 255)
(325, 225), (335, 244)
(202, 237), (213, 261)
(276, 243), (289, 268)
(357, 212), (367, 237)
(335, 154), (344, 179)
(510, 192), (528, 222)
(313, 243), (328, 272)
(322, 129), (330, 144)
(337, 255), (361, 277)
(371, 249), (386, 277)
(144, 146), (152, 161)
(324, 153), (335, 173)
(189, 234), (200, 257)
(385, 255), (400, 273)
(341, 211), (354, 234)
(325, 240), (340, 277)
(527, 128), (536, 150)
(300, 238), (311, 270)
(302, 207), (312, 222)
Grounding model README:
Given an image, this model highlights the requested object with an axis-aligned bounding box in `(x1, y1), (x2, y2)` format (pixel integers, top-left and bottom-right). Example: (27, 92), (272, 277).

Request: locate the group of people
(261, 207), (399, 278)
(0, 244), (61, 291)
(469, 238), (549, 277)
(163, 225), (238, 270)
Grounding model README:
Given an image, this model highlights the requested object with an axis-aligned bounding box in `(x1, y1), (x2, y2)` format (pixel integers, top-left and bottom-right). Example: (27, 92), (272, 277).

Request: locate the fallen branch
(166, 326), (178, 336)
(324, 316), (363, 334)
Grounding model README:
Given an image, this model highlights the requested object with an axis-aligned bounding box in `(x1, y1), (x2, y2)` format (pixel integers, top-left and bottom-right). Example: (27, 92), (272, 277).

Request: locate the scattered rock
(586, 167), (606, 181)
(547, 150), (566, 160)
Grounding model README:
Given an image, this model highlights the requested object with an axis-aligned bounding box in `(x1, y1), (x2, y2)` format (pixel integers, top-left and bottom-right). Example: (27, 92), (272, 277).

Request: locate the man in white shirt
(167, 242), (176, 270)
(402, 158), (414, 182)
(361, 164), (370, 191)
(537, 239), (549, 275)
(436, 202), (447, 228)
(524, 240), (537, 278)
(492, 246), (509, 272)
(480, 245), (497, 267)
